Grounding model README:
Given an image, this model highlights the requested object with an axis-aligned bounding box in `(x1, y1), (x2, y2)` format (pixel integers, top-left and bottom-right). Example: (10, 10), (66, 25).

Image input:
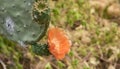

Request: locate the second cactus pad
(0, 0), (50, 44)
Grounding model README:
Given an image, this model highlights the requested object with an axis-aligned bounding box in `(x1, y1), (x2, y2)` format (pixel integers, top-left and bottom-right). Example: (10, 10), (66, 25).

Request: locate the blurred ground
(0, 0), (120, 69)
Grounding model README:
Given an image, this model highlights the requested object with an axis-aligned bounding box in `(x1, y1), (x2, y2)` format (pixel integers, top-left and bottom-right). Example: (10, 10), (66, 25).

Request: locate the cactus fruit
(0, 0), (50, 44)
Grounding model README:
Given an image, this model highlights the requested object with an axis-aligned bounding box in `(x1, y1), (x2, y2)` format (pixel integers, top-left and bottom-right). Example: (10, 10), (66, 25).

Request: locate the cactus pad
(0, 0), (50, 44)
(31, 43), (50, 56)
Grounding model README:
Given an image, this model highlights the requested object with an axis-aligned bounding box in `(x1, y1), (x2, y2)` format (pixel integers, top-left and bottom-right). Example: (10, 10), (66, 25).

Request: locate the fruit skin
(48, 27), (71, 60)
(0, 0), (50, 44)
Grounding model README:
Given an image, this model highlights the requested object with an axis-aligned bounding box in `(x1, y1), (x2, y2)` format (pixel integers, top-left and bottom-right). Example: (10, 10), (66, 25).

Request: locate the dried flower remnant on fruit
(48, 27), (71, 60)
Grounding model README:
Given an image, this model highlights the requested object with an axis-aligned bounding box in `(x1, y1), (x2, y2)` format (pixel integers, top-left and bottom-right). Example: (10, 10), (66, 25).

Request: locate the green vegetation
(0, 0), (120, 69)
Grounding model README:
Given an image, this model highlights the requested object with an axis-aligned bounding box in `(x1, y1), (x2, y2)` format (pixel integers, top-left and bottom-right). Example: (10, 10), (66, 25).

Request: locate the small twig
(74, 51), (82, 60)
(51, 63), (58, 69)
(116, 64), (120, 67)
(96, 45), (103, 58)
(98, 57), (110, 63)
(81, 52), (92, 64)
(0, 59), (7, 69)
(79, 52), (92, 66)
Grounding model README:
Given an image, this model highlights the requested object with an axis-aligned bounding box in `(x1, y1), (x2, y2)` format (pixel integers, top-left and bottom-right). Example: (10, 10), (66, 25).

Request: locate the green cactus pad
(31, 43), (50, 56)
(0, 0), (50, 44)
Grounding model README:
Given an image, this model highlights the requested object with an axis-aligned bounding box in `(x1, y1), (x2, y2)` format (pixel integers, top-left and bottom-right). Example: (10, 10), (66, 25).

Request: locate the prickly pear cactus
(0, 0), (50, 44)
(32, 0), (50, 24)
(31, 43), (50, 56)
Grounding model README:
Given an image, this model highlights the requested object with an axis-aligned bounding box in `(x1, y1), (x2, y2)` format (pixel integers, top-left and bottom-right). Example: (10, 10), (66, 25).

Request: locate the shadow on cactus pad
(31, 43), (51, 56)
